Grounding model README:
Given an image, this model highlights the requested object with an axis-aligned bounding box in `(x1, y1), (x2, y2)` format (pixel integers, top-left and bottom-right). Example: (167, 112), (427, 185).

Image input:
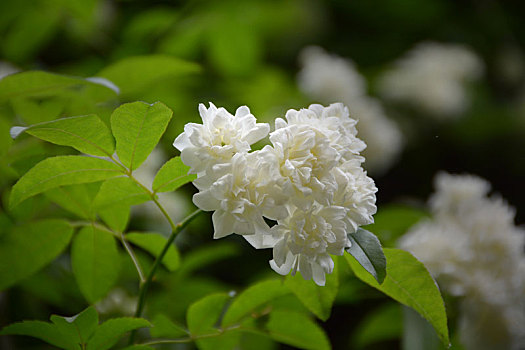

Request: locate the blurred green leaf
(364, 205), (428, 245)
(222, 280), (289, 327)
(110, 101), (172, 170)
(347, 228), (386, 284)
(0, 71), (118, 102)
(2, 6), (61, 62)
(207, 20), (261, 76)
(150, 314), (188, 338)
(94, 177), (151, 209)
(86, 318), (150, 350)
(0, 219), (73, 291)
(126, 232), (180, 271)
(71, 226), (120, 303)
(266, 310), (330, 350)
(0, 117), (13, 156)
(152, 156), (195, 193)
(14, 114), (115, 156)
(353, 303), (402, 349)
(9, 155), (122, 208)
(10, 96), (65, 124)
(284, 262), (339, 321)
(346, 248), (449, 345)
(177, 242), (240, 278)
(0, 320), (79, 350)
(97, 55), (200, 97)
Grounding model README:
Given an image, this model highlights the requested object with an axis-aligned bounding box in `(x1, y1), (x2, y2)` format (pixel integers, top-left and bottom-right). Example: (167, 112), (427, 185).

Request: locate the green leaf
(13, 114), (115, 156)
(346, 228), (386, 284)
(0, 71), (118, 102)
(266, 311), (330, 350)
(152, 156), (196, 193)
(93, 177), (151, 209)
(150, 314), (188, 338)
(0, 321), (79, 350)
(71, 226), (121, 303)
(49, 306), (99, 348)
(187, 293), (239, 350)
(345, 248), (449, 345)
(222, 280), (289, 327)
(98, 204), (130, 233)
(284, 262), (339, 321)
(97, 55), (200, 97)
(86, 318), (151, 350)
(0, 219), (73, 291)
(187, 293), (230, 335)
(9, 155), (122, 208)
(45, 183), (100, 219)
(126, 232), (180, 271)
(111, 101), (173, 170)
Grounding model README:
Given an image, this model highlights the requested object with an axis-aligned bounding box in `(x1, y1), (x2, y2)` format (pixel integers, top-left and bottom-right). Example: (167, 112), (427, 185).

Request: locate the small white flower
(173, 103), (269, 186)
(270, 203), (349, 286)
(192, 152), (287, 241)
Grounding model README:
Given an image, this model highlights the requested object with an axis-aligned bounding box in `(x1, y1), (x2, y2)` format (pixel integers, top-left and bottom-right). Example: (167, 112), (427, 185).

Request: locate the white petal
(212, 210), (235, 239)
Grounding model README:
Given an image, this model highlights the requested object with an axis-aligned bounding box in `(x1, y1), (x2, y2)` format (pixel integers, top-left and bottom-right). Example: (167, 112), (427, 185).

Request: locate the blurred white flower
(399, 172), (525, 349)
(297, 46), (403, 174)
(176, 102), (377, 286)
(346, 97), (403, 174)
(378, 42), (484, 117)
(298, 46), (367, 102)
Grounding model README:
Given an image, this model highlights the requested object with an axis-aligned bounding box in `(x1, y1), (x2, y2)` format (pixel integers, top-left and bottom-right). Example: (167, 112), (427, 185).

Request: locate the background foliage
(1, 0), (524, 349)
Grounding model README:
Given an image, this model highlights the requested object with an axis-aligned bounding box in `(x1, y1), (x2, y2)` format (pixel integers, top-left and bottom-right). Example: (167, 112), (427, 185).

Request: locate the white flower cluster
(378, 42), (484, 117)
(298, 46), (403, 175)
(399, 172), (525, 350)
(174, 102), (377, 286)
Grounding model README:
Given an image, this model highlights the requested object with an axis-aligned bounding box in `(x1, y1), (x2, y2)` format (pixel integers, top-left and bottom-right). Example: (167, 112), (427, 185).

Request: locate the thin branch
(128, 208), (203, 344)
(120, 233), (146, 283)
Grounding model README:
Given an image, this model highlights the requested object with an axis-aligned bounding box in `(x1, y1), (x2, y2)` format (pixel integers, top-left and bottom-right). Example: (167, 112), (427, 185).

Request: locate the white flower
(173, 103), (269, 187)
(269, 203), (349, 286)
(378, 42), (484, 117)
(284, 103), (366, 162)
(192, 152), (287, 241)
(269, 119), (339, 202)
(175, 102), (378, 286)
(298, 46), (366, 102)
(331, 160), (378, 232)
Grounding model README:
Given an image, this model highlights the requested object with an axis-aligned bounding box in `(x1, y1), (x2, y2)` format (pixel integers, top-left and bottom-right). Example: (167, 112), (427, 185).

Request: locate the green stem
(120, 232), (146, 283)
(129, 208), (202, 344)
